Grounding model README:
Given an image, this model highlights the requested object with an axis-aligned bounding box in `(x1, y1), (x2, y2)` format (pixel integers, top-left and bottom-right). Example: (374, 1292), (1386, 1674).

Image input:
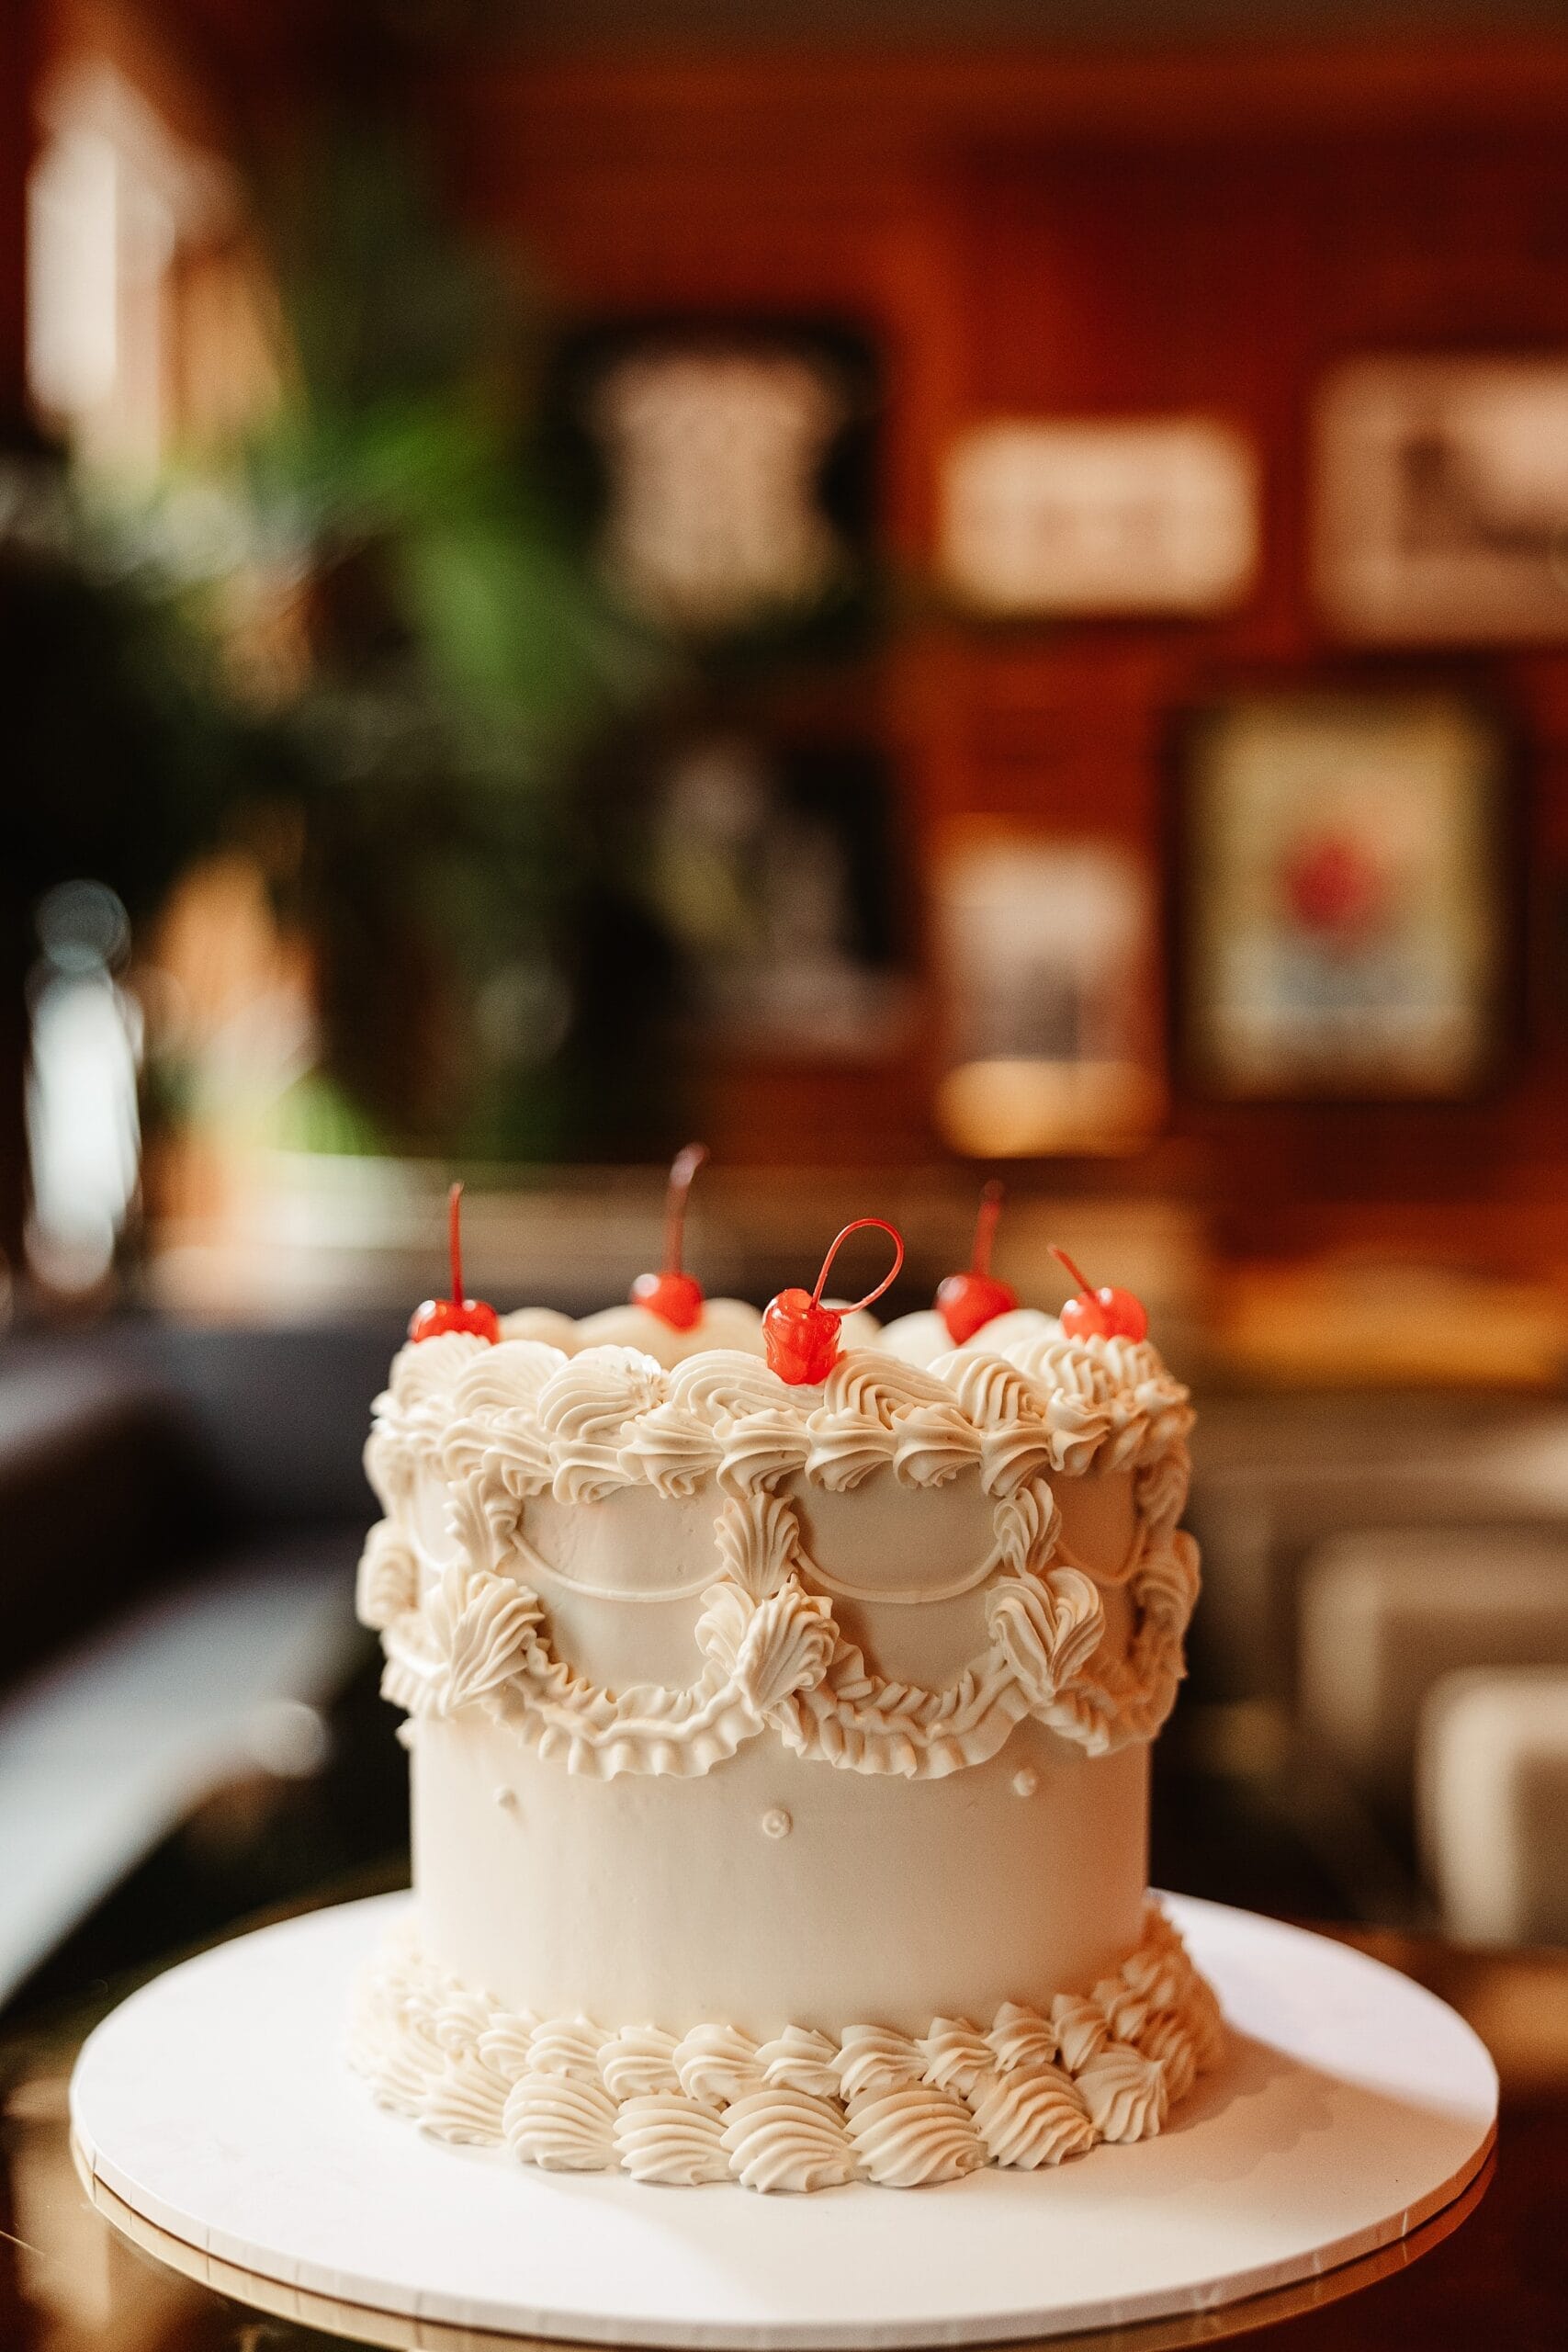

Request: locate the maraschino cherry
(1048, 1246), (1148, 1343)
(935, 1180), (1019, 1344)
(409, 1182), (501, 1344)
(763, 1217), (906, 1385)
(630, 1142), (709, 1331)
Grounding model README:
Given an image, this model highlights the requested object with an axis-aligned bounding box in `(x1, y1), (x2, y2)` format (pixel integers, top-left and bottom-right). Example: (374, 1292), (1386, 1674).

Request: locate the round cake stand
(69, 1893), (1496, 2352)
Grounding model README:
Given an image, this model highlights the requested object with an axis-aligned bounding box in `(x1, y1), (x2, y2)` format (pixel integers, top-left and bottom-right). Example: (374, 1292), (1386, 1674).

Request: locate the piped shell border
(346, 1900), (1224, 2191)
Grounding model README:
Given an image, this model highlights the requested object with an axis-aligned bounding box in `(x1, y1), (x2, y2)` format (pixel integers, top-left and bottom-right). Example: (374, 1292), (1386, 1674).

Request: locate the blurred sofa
(0, 1316), (407, 1690)
(1190, 1389), (1568, 1943)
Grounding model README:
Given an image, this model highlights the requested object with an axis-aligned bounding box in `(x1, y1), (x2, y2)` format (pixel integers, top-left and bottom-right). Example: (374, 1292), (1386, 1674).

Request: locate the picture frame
(639, 732), (912, 1058)
(940, 417), (1258, 618)
(1175, 690), (1512, 1102)
(1315, 355), (1568, 643)
(932, 827), (1164, 1157)
(547, 317), (879, 639)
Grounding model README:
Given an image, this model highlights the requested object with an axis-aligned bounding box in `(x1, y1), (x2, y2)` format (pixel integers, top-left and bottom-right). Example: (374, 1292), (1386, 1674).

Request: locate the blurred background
(5, 0), (1568, 2218)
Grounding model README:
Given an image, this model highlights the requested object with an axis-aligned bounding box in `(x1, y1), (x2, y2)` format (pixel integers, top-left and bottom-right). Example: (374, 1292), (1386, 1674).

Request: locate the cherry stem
(810, 1217), (906, 1317)
(448, 1182), (466, 1306)
(663, 1142), (708, 1276)
(1048, 1243), (1096, 1303)
(972, 1180), (1005, 1278)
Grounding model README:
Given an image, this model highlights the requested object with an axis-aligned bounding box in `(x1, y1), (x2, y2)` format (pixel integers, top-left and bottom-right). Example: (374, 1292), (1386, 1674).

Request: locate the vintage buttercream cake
(348, 1182), (1221, 2191)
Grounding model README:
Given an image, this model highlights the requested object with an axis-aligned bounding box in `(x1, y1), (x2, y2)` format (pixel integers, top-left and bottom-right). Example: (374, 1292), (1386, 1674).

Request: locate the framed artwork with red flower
(1175, 691), (1511, 1100)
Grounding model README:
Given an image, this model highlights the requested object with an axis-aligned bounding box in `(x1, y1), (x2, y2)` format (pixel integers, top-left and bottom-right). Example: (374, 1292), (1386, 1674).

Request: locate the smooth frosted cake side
(348, 1299), (1222, 2189)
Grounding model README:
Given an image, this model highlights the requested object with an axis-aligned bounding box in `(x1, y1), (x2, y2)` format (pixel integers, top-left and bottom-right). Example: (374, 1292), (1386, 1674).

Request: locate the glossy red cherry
(630, 1143), (708, 1330)
(1048, 1246), (1148, 1344)
(632, 1267), (705, 1329)
(762, 1285), (840, 1385)
(936, 1179), (1019, 1344)
(409, 1182), (501, 1344)
(763, 1217), (906, 1385)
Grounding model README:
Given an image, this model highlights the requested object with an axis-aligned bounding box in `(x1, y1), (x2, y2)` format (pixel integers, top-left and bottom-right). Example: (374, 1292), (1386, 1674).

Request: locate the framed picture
(941, 418), (1258, 618)
(639, 734), (911, 1057)
(1177, 692), (1510, 1102)
(932, 829), (1164, 1156)
(1315, 356), (1568, 642)
(549, 319), (879, 638)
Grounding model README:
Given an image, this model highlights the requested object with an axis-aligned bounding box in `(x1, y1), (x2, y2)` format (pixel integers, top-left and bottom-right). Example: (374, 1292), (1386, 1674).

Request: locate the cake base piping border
(346, 1901), (1224, 2191)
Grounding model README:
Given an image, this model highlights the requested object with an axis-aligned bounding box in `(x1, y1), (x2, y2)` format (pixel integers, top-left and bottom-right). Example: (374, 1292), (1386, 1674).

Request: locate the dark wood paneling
(437, 41), (1568, 1245)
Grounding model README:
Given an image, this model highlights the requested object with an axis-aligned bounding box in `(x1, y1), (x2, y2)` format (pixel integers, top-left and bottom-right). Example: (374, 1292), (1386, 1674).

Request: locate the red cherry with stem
(1048, 1246), (1148, 1344)
(763, 1217), (906, 1385)
(409, 1182), (501, 1344)
(630, 1142), (709, 1330)
(935, 1179), (1019, 1343)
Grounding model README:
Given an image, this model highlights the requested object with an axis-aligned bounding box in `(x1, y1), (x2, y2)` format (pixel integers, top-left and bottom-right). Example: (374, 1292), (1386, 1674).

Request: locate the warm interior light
(935, 1057), (1165, 1159)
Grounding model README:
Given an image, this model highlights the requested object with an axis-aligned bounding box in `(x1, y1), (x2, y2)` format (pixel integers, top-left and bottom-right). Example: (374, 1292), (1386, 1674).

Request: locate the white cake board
(69, 1892), (1496, 2351)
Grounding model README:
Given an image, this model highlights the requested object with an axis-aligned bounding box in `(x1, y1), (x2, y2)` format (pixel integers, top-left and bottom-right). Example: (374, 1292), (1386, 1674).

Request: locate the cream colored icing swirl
(969, 2065), (1095, 2167)
(419, 2052), (510, 2143)
(615, 1403), (724, 1498)
(355, 1522), (420, 1632)
(987, 1999), (1060, 2075)
(536, 1349), (669, 1504)
(526, 2018), (610, 2080)
(363, 1301), (1196, 1780)
(381, 1560), (541, 1720)
(1137, 2009), (1201, 2103)
(1076, 2043), (1168, 2143)
(371, 1310), (1191, 1501)
(348, 1900), (1222, 2191)
(502, 2074), (618, 2169)
(720, 2088), (858, 2192)
(601, 2026), (682, 2100)
(917, 2018), (994, 2096)
(476, 2014), (536, 2086)
(674, 2022), (761, 2106)
(615, 2093), (732, 2185)
(890, 1404), (985, 1488)
(1051, 1994), (1111, 2074)
(716, 1408), (814, 1496)
(756, 2025), (840, 2099)
(834, 2024), (923, 2102)
(846, 2085), (987, 2186)
(803, 1408), (898, 1491)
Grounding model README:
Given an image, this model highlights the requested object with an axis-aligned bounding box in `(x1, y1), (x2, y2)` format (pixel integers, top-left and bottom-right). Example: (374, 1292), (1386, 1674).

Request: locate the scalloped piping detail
(367, 1461), (1197, 1775)
(346, 1901), (1222, 2190)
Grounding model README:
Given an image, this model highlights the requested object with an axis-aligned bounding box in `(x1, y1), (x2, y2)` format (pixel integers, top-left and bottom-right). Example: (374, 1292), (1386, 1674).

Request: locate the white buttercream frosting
(970, 2065), (1095, 2168)
(368, 1437), (1195, 1779)
(601, 2026), (682, 2100)
(1075, 2041), (1169, 2143)
(369, 1306), (1191, 1513)
(615, 2093), (732, 2184)
(721, 2087), (858, 2193)
(348, 1899), (1220, 2191)
(674, 2022), (762, 2106)
(502, 2072), (618, 2169)
(354, 1285), (1210, 2190)
(364, 1298), (1196, 1779)
(917, 2018), (995, 2096)
(847, 2084), (986, 2187)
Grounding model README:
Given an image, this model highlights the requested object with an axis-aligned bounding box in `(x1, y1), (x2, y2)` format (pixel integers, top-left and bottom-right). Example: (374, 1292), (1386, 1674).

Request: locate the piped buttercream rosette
(364, 1312), (1199, 1781)
(371, 1465), (1186, 1779)
(346, 1898), (1224, 2192)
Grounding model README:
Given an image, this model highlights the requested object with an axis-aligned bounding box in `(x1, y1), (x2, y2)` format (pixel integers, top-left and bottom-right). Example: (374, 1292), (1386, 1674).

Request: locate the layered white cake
(349, 1294), (1221, 2189)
